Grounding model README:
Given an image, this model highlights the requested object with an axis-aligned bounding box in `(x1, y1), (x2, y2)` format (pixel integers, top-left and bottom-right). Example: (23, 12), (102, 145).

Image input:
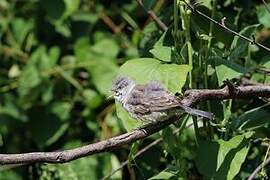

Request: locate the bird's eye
(115, 92), (121, 96)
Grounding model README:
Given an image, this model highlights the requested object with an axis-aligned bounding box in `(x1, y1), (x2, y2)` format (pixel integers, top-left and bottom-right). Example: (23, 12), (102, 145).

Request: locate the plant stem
(180, 1), (199, 142)
(204, 0), (216, 138)
(173, 0), (179, 48)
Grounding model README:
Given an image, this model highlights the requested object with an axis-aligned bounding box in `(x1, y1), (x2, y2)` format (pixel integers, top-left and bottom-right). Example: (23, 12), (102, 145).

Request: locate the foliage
(0, 0), (270, 179)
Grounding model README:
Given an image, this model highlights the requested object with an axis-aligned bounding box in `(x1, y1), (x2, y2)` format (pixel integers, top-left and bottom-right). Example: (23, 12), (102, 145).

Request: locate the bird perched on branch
(111, 77), (214, 123)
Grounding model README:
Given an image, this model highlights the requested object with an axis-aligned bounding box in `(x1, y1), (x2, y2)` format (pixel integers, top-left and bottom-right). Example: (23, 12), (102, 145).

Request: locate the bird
(111, 76), (214, 123)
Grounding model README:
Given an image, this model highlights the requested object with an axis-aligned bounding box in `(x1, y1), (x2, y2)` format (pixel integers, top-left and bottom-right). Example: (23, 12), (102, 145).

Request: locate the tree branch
(182, 0), (270, 52)
(136, 0), (168, 31)
(0, 85), (270, 165)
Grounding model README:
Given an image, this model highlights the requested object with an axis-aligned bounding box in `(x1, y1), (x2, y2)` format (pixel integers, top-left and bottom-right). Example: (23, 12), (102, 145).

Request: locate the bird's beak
(107, 90), (115, 100)
(107, 94), (114, 100)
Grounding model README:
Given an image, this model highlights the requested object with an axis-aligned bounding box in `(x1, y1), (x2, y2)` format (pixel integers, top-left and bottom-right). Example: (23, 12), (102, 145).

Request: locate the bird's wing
(126, 82), (180, 114)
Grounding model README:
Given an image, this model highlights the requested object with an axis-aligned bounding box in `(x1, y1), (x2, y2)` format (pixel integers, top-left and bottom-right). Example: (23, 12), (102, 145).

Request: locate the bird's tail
(180, 105), (214, 119)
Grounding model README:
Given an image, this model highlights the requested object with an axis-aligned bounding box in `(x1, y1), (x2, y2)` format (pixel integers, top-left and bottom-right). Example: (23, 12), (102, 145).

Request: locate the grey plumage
(112, 77), (214, 122)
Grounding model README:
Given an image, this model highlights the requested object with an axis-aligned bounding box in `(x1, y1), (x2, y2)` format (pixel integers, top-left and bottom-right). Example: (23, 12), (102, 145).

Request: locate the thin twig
(182, 0), (270, 52)
(136, 0), (168, 31)
(100, 12), (122, 34)
(102, 120), (196, 180)
(248, 156), (270, 180)
(262, 0), (270, 15)
(0, 85), (270, 164)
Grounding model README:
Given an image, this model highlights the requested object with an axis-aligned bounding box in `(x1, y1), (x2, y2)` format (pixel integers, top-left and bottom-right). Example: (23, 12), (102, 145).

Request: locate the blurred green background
(0, 0), (270, 179)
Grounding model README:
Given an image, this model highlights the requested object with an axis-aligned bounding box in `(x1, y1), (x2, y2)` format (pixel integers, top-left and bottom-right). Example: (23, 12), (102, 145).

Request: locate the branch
(0, 85), (270, 165)
(262, 0), (270, 15)
(102, 120), (196, 179)
(248, 153), (270, 180)
(182, 0), (270, 52)
(136, 0), (168, 31)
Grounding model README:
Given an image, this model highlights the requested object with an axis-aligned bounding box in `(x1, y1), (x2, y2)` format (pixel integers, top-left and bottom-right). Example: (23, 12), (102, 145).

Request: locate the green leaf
(55, 23), (71, 37)
(214, 56), (250, 86)
(48, 46), (60, 68)
(119, 58), (191, 93)
(148, 165), (179, 180)
(18, 65), (41, 97)
(74, 38), (119, 96)
(92, 39), (119, 58)
(0, 170), (22, 180)
(162, 127), (182, 160)
(72, 12), (99, 24)
(41, 0), (65, 21)
(229, 24), (259, 61)
(11, 18), (33, 46)
(90, 59), (119, 96)
(232, 104), (270, 131)
(82, 89), (103, 109)
(150, 31), (173, 62)
(257, 3), (270, 27)
(128, 141), (140, 163)
(62, 0), (80, 19)
(142, 0), (156, 11)
(28, 107), (69, 147)
(50, 102), (72, 121)
(150, 46), (172, 62)
(40, 152), (121, 179)
(74, 37), (92, 61)
(196, 133), (251, 180)
(115, 102), (141, 131)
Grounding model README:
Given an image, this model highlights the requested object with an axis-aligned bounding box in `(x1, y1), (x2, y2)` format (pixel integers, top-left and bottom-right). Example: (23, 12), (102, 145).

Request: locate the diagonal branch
(136, 0), (168, 31)
(0, 85), (270, 165)
(182, 0), (270, 52)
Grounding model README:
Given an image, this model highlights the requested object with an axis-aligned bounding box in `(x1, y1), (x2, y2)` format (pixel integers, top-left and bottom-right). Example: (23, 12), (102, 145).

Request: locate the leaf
(50, 102), (72, 121)
(72, 12), (99, 24)
(92, 39), (119, 58)
(8, 64), (21, 78)
(119, 58), (191, 93)
(229, 24), (259, 61)
(142, 0), (156, 11)
(74, 38), (119, 96)
(162, 127), (182, 160)
(40, 152), (121, 179)
(150, 46), (172, 62)
(0, 170), (22, 180)
(128, 141), (140, 163)
(11, 18), (33, 46)
(90, 59), (119, 96)
(148, 165), (179, 180)
(232, 104), (270, 131)
(74, 37), (92, 61)
(28, 107), (69, 147)
(115, 102), (141, 131)
(257, 3), (270, 28)
(196, 133), (251, 180)
(214, 56), (250, 86)
(82, 89), (103, 109)
(18, 65), (41, 97)
(150, 31), (174, 62)
(62, 0), (80, 20)
(41, 0), (65, 21)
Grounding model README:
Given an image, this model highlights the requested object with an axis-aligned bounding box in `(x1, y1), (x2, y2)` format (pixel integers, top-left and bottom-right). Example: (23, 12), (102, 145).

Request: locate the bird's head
(111, 76), (135, 103)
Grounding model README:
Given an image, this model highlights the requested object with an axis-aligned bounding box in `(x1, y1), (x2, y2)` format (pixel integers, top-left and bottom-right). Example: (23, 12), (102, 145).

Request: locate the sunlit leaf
(214, 56), (250, 86)
(149, 165), (179, 180)
(119, 58), (191, 93)
(150, 46), (172, 62)
(196, 133), (252, 179)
